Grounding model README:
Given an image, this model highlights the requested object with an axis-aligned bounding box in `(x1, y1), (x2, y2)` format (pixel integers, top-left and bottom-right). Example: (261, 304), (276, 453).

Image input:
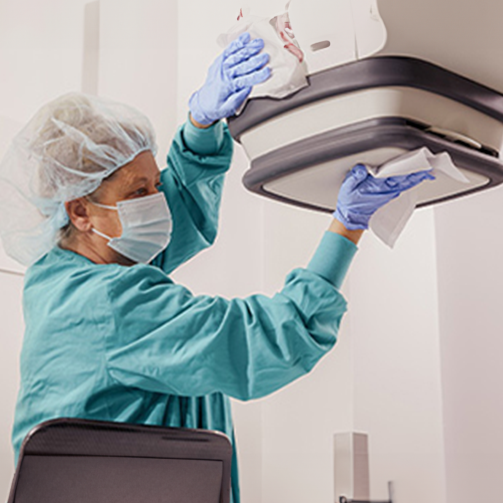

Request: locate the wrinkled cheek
(109, 213), (124, 238)
(94, 213), (123, 239)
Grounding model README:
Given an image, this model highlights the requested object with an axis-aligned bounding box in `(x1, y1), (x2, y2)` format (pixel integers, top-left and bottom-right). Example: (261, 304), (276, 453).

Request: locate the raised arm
(105, 231), (357, 401)
(152, 32), (271, 273)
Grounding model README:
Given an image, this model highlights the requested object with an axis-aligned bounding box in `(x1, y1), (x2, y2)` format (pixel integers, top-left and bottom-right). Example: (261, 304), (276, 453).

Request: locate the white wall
(0, 0), (92, 125)
(350, 211), (446, 503)
(0, 271), (24, 498)
(98, 0), (178, 164)
(0, 115), (24, 275)
(435, 185), (503, 503)
(0, 0), (97, 498)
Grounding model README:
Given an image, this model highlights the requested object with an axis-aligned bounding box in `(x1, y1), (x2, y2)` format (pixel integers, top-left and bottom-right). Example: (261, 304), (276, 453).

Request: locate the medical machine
(228, 0), (503, 212)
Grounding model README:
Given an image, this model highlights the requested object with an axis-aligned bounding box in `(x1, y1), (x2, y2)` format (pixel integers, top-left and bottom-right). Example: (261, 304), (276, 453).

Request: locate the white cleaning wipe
(217, 4), (308, 112)
(366, 148), (470, 247)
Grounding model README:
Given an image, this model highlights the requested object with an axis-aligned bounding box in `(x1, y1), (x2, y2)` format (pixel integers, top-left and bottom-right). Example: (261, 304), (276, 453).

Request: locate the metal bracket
(339, 481), (395, 503)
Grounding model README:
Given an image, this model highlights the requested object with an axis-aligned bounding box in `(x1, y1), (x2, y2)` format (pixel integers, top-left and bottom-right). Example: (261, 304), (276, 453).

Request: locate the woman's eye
(134, 188), (148, 196)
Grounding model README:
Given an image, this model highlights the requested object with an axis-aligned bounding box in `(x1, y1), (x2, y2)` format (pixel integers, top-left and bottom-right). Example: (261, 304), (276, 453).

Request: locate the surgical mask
(90, 192), (173, 264)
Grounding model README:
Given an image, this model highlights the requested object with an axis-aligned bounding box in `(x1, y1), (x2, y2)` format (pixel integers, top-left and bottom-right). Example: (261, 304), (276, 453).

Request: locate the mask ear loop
(86, 197), (119, 241)
(86, 197), (118, 211)
(92, 228), (113, 241)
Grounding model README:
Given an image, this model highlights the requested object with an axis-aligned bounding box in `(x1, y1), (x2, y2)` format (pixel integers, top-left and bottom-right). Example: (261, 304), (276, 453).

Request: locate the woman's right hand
(333, 164), (435, 231)
(188, 32), (271, 126)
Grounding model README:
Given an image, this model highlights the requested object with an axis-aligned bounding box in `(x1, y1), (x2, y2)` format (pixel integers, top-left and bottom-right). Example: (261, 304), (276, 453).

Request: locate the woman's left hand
(333, 164), (435, 230)
(189, 32), (271, 126)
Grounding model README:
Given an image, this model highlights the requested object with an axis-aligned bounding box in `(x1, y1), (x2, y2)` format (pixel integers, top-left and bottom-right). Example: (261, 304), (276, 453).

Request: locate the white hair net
(0, 92), (158, 266)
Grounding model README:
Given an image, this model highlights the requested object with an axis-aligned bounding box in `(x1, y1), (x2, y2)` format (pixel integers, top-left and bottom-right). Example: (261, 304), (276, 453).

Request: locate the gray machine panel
(228, 56), (503, 141)
(243, 118), (503, 213)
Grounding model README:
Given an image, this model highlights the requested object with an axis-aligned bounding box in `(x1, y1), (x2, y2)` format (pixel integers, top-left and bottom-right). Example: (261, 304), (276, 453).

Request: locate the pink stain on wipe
(274, 13), (304, 63)
(235, 7), (304, 63)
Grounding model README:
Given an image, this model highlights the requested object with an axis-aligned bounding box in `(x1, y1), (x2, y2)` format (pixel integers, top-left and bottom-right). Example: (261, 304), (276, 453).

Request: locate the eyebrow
(128, 175), (162, 186)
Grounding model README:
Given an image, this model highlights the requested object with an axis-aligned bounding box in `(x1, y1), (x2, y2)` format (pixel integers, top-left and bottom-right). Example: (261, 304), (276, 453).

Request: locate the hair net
(0, 92), (158, 266)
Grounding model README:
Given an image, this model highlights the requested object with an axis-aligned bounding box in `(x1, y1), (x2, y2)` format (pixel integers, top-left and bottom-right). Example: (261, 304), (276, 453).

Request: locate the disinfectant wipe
(217, 4), (308, 113)
(367, 147), (469, 247)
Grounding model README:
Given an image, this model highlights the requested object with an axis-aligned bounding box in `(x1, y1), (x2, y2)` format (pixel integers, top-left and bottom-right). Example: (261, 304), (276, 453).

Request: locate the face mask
(90, 192), (173, 264)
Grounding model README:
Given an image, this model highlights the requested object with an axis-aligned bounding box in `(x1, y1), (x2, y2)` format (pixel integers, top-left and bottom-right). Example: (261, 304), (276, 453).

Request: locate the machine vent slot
(405, 119), (499, 158)
(310, 41), (331, 52)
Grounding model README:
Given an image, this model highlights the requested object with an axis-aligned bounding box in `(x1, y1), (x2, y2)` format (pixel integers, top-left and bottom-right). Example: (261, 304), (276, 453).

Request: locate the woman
(0, 33), (432, 503)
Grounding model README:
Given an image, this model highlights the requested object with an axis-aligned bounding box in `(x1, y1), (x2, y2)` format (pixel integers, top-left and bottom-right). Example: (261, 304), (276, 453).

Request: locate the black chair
(7, 418), (233, 503)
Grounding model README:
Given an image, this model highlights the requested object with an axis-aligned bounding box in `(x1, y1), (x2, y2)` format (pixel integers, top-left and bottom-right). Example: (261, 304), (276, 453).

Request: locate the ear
(65, 198), (92, 232)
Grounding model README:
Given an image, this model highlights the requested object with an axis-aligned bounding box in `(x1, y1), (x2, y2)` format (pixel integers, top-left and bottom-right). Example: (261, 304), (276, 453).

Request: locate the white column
(98, 0), (179, 163)
(435, 185), (503, 503)
(349, 210), (447, 503)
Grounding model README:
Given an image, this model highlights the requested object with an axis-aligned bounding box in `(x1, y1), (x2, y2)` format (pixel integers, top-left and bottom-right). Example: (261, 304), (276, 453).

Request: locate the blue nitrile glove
(189, 32), (271, 125)
(333, 164), (436, 230)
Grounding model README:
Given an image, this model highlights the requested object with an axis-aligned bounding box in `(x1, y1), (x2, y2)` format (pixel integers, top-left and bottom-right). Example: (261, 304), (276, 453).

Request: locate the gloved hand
(333, 164), (436, 230)
(189, 32), (271, 125)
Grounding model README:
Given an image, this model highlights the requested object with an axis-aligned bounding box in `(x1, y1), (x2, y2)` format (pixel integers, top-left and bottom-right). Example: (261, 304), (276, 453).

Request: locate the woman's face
(64, 150), (163, 265)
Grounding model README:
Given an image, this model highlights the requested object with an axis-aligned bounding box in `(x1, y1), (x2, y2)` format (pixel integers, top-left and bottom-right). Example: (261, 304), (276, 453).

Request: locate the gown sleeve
(104, 232), (357, 401)
(151, 118), (233, 275)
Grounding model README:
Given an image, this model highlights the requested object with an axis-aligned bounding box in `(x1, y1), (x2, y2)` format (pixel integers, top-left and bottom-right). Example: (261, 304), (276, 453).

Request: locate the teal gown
(11, 118), (358, 503)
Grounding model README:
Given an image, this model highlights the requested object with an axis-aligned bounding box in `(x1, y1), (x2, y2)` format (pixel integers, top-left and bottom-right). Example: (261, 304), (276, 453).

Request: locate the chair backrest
(8, 418), (233, 503)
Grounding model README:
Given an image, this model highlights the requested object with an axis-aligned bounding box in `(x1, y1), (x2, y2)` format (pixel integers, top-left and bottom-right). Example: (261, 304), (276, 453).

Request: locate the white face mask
(90, 192), (173, 264)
